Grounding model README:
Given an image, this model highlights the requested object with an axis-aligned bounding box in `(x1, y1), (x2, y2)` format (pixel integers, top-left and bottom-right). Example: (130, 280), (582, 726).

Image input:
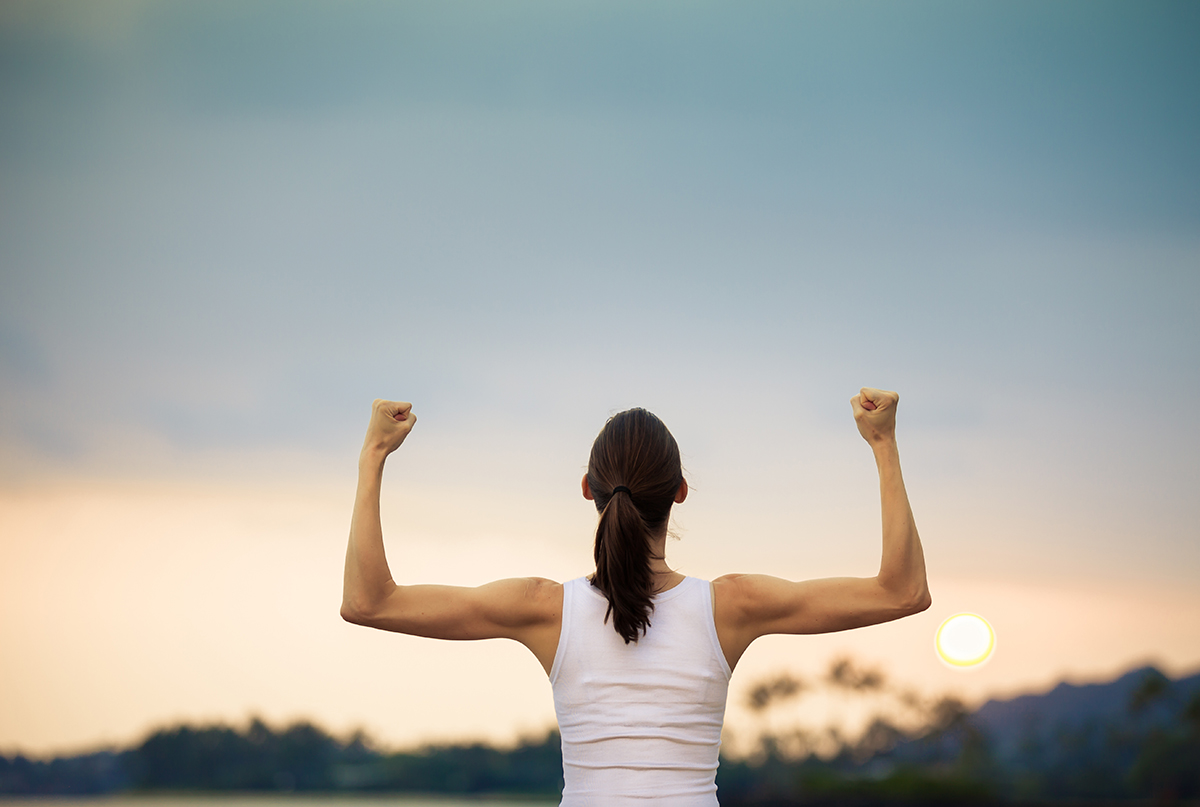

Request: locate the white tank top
(550, 576), (732, 806)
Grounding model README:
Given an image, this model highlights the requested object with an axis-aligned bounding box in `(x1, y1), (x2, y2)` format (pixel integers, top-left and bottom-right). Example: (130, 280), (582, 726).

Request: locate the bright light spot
(935, 613), (995, 668)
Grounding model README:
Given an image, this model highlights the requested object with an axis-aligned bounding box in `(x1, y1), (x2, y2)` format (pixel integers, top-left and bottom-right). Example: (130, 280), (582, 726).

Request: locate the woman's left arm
(340, 400), (561, 669)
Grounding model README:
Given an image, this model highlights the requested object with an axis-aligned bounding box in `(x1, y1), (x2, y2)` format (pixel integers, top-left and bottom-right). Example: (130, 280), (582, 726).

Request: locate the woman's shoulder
(711, 573), (783, 617)
(486, 577), (564, 623)
(525, 577), (565, 601)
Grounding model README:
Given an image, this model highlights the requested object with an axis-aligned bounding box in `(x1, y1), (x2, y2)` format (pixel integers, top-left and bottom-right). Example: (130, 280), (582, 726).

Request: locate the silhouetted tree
(1128, 688), (1200, 800)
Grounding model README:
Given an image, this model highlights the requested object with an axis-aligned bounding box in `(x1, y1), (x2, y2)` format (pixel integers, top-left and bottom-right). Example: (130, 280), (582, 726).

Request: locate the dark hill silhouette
(972, 665), (1200, 762)
(870, 664), (1200, 802)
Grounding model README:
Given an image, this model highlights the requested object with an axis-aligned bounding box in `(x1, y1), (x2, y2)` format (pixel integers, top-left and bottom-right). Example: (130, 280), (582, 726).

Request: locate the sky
(1, 0), (1198, 757)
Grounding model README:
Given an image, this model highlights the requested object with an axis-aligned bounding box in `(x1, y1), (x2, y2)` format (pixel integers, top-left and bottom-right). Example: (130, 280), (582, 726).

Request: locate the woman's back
(552, 576), (730, 806)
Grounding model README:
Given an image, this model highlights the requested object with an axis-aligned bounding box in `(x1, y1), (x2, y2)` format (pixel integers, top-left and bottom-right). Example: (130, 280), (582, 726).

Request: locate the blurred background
(1, 0), (1198, 797)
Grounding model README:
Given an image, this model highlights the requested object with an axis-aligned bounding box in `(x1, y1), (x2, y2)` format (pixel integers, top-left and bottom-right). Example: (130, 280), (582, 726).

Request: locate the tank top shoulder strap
(548, 576), (582, 683)
(693, 576), (732, 679)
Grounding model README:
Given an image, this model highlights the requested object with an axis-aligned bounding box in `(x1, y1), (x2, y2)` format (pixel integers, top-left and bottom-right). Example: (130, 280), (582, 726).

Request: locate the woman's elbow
(341, 581), (402, 627)
(878, 577), (931, 617)
(340, 599), (376, 626)
(907, 587), (932, 615)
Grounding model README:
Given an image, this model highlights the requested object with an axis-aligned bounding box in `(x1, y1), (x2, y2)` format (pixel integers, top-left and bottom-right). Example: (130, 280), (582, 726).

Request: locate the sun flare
(935, 613), (995, 668)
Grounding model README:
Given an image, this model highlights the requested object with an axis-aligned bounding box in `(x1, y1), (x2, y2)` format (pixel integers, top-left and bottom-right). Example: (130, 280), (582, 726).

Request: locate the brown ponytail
(587, 408), (683, 644)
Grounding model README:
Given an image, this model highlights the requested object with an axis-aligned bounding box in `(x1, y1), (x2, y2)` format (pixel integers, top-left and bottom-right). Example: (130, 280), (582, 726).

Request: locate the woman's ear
(675, 477), (689, 504)
(582, 474), (594, 501)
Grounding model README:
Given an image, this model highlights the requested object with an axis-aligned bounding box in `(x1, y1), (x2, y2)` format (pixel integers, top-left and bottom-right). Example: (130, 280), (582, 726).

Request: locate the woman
(341, 388), (930, 805)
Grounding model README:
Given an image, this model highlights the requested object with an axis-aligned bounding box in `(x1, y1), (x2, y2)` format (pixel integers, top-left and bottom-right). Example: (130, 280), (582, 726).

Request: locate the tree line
(0, 719), (563, 798)
(2, 662), (1197, 804)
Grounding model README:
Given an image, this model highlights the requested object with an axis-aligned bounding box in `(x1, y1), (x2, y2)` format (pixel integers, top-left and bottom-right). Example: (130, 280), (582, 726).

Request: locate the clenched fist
(361, 399), (417, 459)
(851, 388), (898, 446)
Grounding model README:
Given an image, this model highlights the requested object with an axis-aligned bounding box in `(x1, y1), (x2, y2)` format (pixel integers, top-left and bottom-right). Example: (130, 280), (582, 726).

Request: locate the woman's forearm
(872, 439), (930, 610)
(341, 400), (417, 622)
(341, 449), (398, 621)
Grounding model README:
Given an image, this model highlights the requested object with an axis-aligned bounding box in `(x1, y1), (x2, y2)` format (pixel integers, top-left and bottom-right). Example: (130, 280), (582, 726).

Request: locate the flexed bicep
(350, 578), (556, 637)
(713, 574), (928, 670)
(343, 577), (563, 674)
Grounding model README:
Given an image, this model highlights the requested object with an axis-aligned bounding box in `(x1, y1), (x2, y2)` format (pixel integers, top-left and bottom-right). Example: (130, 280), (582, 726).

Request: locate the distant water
(0, 798), (557, 807)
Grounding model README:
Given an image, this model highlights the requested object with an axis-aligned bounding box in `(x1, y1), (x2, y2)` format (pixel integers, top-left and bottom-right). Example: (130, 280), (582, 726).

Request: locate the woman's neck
(648, 534), (682, 592)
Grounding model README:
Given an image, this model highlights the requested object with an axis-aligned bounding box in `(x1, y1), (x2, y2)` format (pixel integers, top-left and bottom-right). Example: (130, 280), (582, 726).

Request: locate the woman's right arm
(340, 400), (561, 671)
(713, 388), (931, 670)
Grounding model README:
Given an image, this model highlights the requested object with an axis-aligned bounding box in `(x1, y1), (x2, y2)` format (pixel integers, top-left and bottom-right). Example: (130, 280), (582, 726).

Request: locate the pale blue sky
(1, 1), (1198, 752)
(4, 0), (1197, 563)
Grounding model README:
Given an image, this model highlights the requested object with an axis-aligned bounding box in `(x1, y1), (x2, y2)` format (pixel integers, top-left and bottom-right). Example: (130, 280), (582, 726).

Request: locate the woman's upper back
(551, 576), (730, 805)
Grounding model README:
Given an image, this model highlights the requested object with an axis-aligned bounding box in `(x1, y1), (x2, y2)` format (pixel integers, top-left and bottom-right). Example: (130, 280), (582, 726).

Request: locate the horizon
(4, 657), (1195, 761)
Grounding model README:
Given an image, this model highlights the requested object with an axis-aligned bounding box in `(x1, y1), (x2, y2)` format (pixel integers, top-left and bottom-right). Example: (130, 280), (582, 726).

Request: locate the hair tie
(611, 486), (632, 496)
